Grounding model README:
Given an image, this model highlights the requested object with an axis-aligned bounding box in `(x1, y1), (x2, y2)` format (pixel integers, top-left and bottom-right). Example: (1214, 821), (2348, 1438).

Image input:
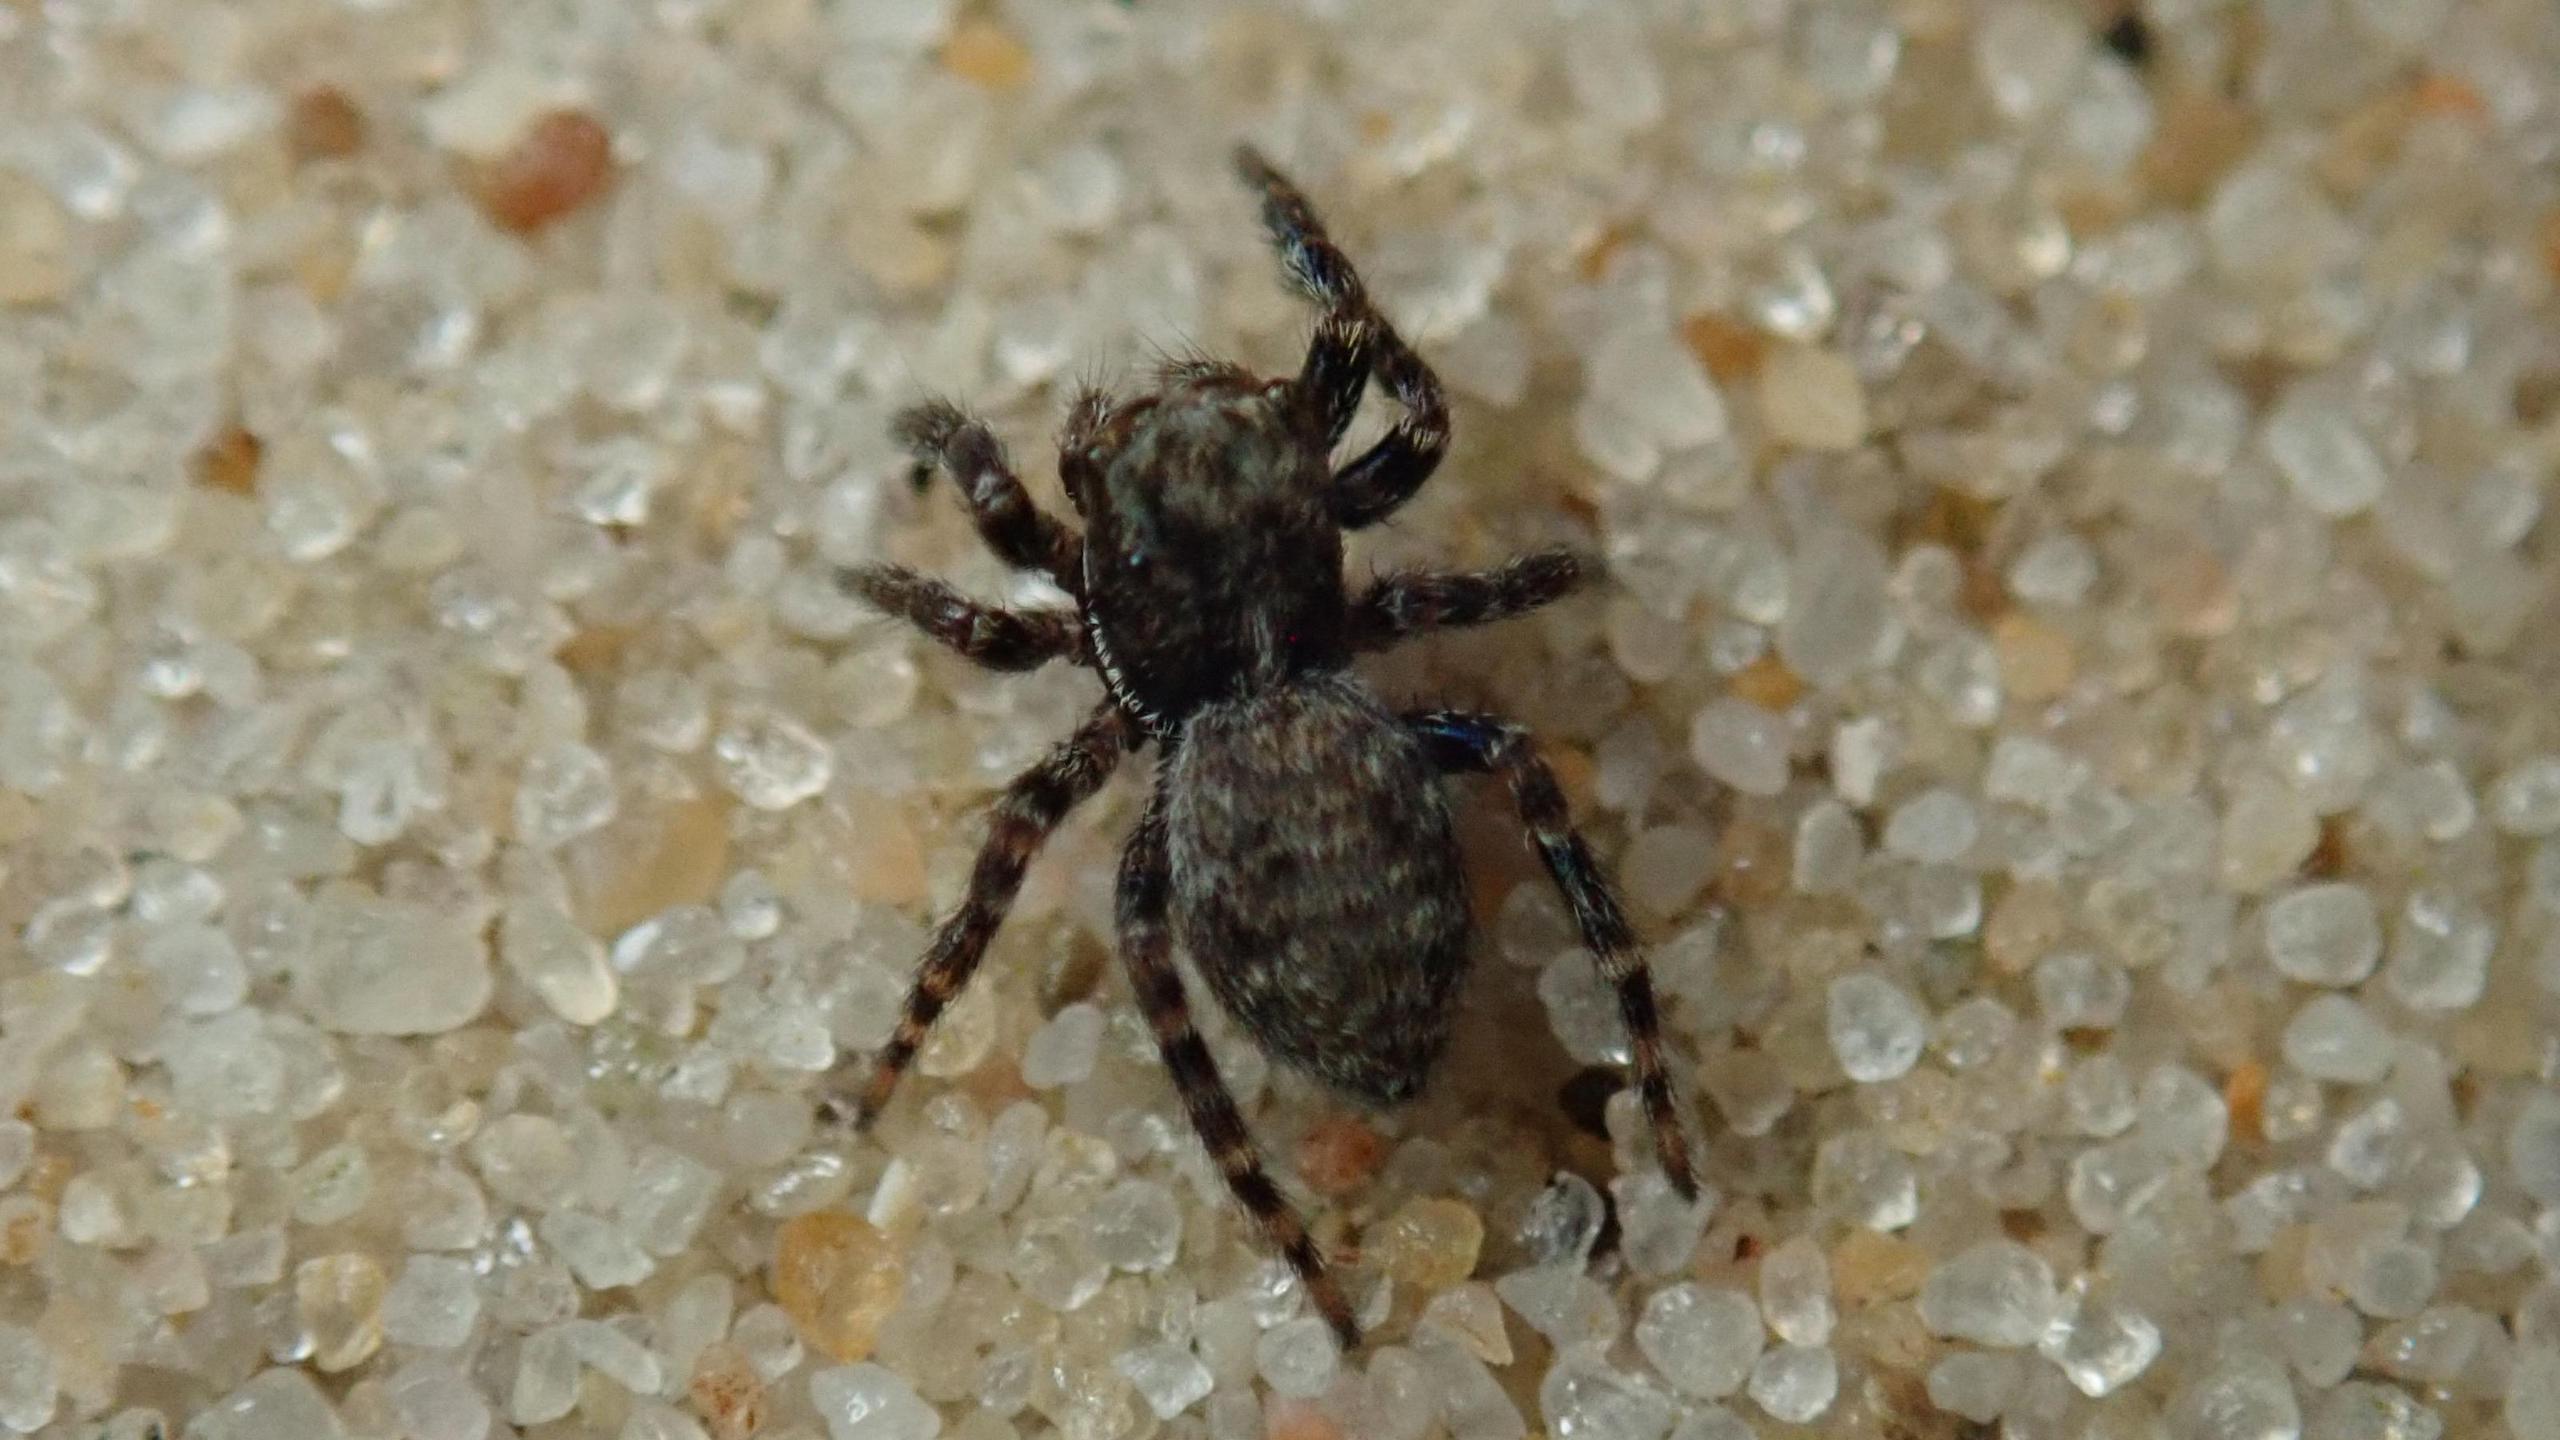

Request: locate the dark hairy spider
(827, 147), (1698, 1346)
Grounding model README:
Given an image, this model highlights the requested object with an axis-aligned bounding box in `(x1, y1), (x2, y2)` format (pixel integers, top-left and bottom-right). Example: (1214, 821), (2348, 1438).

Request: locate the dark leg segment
(1348, 548), (1589, 652)
(1232, 147), (1449, 527)
(1118, 798), (1359, 1347)
(1300, 312), (1370, 453)
(1327, 335), (1450, 530)
(1408, 711), (1701, 1200)
(840, 565), (1083, 671)
(892, 399), (1084, 591)
(832, 703), (1134, 1128)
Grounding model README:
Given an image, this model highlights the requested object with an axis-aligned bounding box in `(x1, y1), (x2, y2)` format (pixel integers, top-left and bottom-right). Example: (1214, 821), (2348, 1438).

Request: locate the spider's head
(1071, 369), (1348, 722)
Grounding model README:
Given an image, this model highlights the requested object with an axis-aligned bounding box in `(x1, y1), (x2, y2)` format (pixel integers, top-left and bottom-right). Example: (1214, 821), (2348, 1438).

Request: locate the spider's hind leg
(828, 702), (1133, 1129)
(1232, 146), (1449, 529)
(1118, 797), (1361, 1347)
(1407, 708), (1701, 1201)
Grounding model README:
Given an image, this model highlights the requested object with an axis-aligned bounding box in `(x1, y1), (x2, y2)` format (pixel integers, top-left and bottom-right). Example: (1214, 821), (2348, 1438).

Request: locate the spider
(829, 147), (1698, 1346)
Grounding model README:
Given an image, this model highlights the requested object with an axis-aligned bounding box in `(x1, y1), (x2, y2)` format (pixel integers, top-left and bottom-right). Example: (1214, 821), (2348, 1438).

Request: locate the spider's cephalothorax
(1073, 373), (1350, 723)
(829, 148), (1699, 1347)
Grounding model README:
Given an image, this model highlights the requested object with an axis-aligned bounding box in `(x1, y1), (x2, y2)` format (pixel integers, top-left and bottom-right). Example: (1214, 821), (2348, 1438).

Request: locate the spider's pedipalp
(1058, 383), (1117, 516)
(892, 398), (1085, 590)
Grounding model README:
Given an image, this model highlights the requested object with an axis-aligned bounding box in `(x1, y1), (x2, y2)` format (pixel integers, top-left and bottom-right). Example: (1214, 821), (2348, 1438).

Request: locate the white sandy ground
(1, 1), (2559, 1438)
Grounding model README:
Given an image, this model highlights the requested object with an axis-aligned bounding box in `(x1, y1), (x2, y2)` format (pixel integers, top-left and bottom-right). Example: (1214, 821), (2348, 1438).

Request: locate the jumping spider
(831, 147), (1698, 1345)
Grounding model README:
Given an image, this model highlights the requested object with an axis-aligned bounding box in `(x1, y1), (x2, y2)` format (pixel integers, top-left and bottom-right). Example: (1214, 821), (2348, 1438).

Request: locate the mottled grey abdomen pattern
(1164, 672), (1470, 1106)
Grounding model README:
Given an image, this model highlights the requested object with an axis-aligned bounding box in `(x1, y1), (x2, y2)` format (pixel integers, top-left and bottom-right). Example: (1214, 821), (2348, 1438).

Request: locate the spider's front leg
(1117, 799), (1361, 1348)
(893, 399), (1085, 591)
(829, 702), (1134, 1129)
(1347, 548), (1588, 653)
(839, 565), (1084, 672)
(1407, 709), (1701, 1201)
(1233, 146), (1449, 530)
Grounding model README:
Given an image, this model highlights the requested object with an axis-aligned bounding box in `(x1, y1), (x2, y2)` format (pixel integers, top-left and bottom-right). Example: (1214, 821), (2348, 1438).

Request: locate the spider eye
(1125, 546), (1147, 569)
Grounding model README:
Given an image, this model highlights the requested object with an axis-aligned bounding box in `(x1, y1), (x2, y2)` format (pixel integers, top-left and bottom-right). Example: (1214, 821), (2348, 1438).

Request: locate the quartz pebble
(1636, 1285), (1762, 1399)
(2281, 995), (2392, 1083)
(1019, 1002), (1104, 1088)
(2040, 1286), (2162, 1397)
(382, 1255), (480, 1349)
(809, 1364), (939, 1440)
(1371, 1197), (1485, 1290)
(1757, 1235), (1833, 1345)
(1919, 1241), (2060, 1348)
(2265, 383), (2388, 517)
(2178, 1356), (2300, 1440)
(1496, 1264), (1619, 1352)
(475, 110), (616, 233)
(500, 900), (619, 1024)
(1927, 1350), (2017, 1423)
(772, 1213), (904, 1363)
(1090, 1179), (1181, 1271)
(1541, 1358), (1674, 1440)
(1117, 1341), (1212, 1420)
(0, 173), (74, 305)
(1519, 1172), (1607, 1266)
(2384, 890), (2493, 1010)
(1586, 327), (1730, 458)
(0, 1325), (55, 1434)
(1757, 344), (1866, 451)
(2491, 759), (2560, 835)
(2264, 883), (2383, 986)
(1690, 699), (1791, 796)
(1745, 1344), (1836, 1424)
(2509, 1095), (2560, 1205)
(1257, 1317), (1340, 1399)
(385, 1359), (488, 1440)
(713, 708), (834, 810)
(1827, 972), (1928, 1082)
(2514, 1348), (2560, 1440)
(191, 1369), (346, 1440)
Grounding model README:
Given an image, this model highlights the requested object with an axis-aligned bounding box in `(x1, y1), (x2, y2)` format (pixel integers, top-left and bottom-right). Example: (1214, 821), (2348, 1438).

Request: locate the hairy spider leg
(1348, 547), (1589, 653)
(1408, 710), (1701, 1201)
(893, 398), (1086, 592)
(1233, 146), (1450, 529)
(835, 703), (1135, 1128)
(1118, 795), (1361, 1347)
(838, 565), (1085, 671)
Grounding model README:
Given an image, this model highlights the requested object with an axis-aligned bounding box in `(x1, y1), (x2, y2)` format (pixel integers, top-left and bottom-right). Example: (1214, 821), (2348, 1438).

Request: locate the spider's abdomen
(1162, 672), (1470, 1106)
